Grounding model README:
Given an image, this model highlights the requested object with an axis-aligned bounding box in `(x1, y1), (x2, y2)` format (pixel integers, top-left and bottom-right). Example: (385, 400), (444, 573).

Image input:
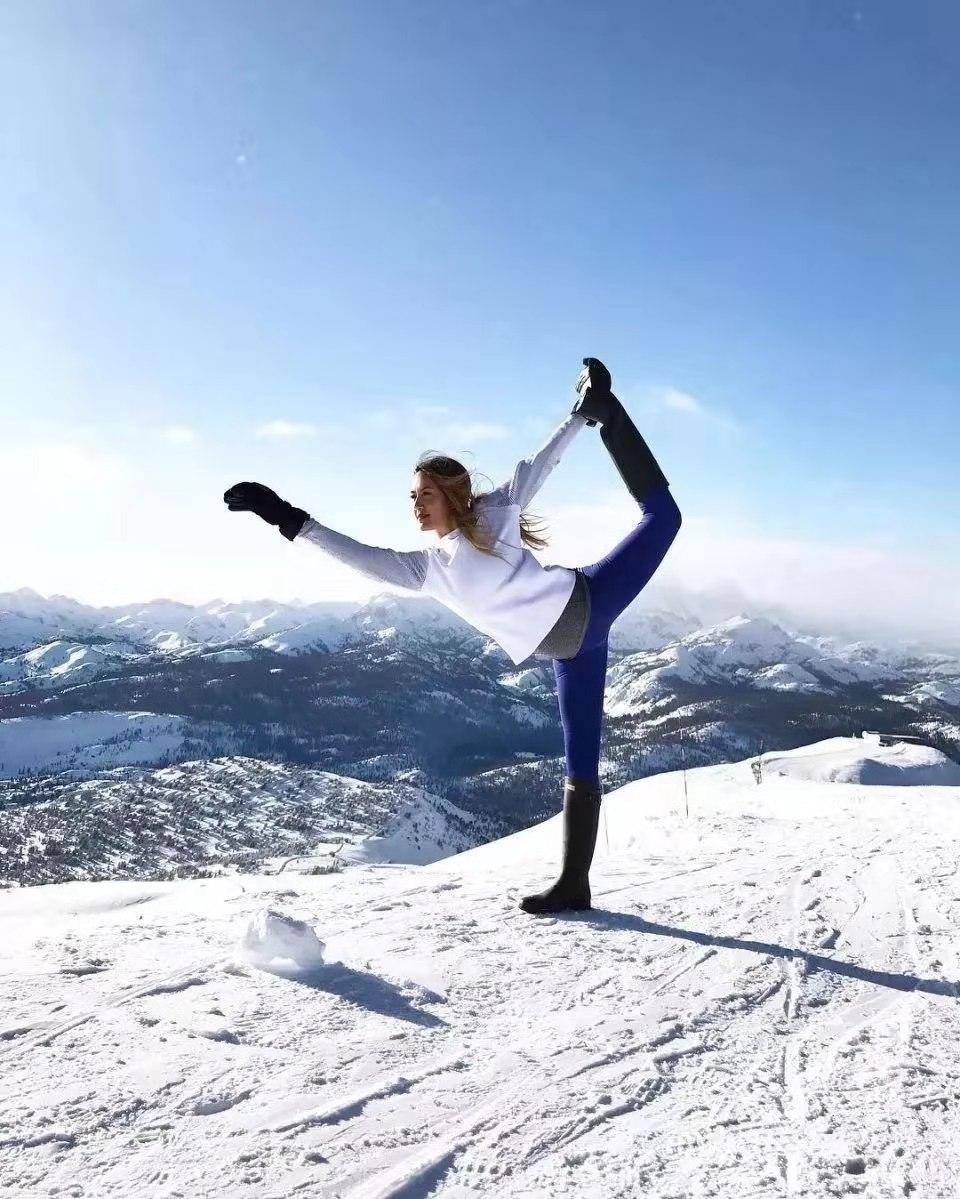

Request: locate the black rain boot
(572, 358), (669, 504)
(600, 395), (670, 505)
(519, 778), (602, 915)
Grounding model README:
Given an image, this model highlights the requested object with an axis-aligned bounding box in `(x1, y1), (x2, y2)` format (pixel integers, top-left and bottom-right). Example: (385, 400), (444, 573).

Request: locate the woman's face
(410, 471), (454, 535)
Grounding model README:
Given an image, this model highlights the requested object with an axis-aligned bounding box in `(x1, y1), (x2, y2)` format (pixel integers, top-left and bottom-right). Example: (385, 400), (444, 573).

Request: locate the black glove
(223, 482), (310, 541)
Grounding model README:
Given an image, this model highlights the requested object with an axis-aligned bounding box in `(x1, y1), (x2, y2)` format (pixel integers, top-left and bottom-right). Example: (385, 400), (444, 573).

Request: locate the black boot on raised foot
(571, 357), (670, 504)
(599, 393), (669, 505)
(571, 357), (617, 427)
(519, 778), (602, 915)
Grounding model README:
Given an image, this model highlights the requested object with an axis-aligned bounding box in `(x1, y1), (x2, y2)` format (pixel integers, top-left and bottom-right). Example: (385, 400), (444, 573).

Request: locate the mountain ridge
(2, 593), (958, 863)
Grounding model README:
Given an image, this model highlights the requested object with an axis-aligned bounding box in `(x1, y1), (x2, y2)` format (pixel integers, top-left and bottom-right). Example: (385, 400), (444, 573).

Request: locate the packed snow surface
(2, 737), (960, 1197)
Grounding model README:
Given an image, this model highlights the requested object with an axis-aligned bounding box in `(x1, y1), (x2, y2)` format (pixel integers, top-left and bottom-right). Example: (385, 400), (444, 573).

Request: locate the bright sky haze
(2, 1), (958, 645)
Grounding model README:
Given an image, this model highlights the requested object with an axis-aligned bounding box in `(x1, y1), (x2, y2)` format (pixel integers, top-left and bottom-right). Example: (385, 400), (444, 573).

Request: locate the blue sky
(2, 1), (958, 641)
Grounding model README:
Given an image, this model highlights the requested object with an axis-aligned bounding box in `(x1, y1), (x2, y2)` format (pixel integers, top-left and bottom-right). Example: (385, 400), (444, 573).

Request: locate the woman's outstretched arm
(223, 481), (428, 592)
(481, 411), (590, 510)
(296, 518), (429, 592)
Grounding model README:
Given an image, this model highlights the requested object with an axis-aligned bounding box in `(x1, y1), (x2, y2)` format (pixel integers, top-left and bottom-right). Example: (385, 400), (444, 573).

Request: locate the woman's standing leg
(518, 491), (679, 918)
(518, 639), (608, 915)
(553, 638), (608, 789)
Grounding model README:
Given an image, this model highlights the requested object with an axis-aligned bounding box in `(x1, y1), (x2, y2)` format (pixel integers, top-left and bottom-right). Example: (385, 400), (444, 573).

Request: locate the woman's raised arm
(482, 411), (589, 510)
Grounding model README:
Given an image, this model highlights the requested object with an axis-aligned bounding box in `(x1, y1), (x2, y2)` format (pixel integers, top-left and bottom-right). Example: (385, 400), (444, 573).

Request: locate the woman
(224, 358), (682, 915)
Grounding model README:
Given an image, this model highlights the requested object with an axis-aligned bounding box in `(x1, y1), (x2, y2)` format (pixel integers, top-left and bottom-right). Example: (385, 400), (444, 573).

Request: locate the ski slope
(2, 738), (959, 1197)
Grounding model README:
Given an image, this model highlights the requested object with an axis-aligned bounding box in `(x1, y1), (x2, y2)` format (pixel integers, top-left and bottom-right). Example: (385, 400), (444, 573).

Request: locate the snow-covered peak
(607, 606), (701, 652)
(0, 641), (141, 695)
(604, 612), (960, 716)
(684, 614), (795, 660)
(0, 590), (357, 656)
(256, 620), (334, 656)
(345, 592), (471, 643)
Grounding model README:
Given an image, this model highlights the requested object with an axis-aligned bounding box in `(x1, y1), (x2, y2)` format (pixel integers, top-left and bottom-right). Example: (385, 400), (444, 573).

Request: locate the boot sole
(518, 896), (592, 915)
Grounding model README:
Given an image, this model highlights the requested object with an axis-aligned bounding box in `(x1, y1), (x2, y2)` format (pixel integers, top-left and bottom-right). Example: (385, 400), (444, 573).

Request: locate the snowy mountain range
(0, 586), (700, 684)
(1, 588), (958, 888)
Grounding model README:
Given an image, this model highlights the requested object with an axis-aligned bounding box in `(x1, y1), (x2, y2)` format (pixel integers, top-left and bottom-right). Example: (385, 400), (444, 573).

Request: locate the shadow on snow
(568, 910), (960, 1000)
(277, 961), (447, 1028)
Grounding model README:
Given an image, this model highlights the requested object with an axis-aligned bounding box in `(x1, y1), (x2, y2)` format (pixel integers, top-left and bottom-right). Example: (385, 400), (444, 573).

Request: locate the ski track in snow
(2, 759), (960, 1197)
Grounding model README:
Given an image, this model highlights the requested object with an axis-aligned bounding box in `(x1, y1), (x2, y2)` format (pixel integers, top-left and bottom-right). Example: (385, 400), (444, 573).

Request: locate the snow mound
(762, 736), (960, 786)
(239, 908), (326, 974)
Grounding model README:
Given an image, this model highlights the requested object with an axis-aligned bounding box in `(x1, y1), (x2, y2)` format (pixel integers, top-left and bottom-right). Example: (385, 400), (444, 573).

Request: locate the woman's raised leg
(577, 364), (682, 643)
(580, 486), (682, 648)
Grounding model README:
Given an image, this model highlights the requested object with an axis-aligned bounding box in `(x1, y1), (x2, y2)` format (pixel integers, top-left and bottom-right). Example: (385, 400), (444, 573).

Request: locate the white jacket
(296, 411), (589, 664)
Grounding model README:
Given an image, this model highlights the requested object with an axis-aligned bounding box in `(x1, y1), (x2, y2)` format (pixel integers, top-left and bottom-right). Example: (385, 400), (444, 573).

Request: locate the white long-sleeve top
(295, 411), (590, 665)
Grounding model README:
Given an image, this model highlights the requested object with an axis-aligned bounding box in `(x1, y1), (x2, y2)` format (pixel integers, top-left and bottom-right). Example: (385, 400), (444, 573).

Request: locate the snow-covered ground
(2, 738), (960, 1197)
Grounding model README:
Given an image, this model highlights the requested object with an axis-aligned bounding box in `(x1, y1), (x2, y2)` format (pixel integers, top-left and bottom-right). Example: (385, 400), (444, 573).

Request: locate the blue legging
(552, 487), (682, 789)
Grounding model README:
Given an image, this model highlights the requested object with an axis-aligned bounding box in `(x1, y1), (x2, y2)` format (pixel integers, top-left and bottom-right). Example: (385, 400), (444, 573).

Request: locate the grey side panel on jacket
(296, 519), (429, 592)
(532, 568), (591, 660)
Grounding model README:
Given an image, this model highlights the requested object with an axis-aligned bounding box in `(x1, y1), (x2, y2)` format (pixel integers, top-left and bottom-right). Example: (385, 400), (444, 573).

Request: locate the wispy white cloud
(644, 385), (741, 435)
(255, 421), (318, 440)
(660, 387), (703, 415)
(159, 425), (197, 444)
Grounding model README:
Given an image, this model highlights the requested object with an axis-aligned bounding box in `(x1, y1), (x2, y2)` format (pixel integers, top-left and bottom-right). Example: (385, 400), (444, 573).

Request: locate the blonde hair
(413, 451), (550, 559)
